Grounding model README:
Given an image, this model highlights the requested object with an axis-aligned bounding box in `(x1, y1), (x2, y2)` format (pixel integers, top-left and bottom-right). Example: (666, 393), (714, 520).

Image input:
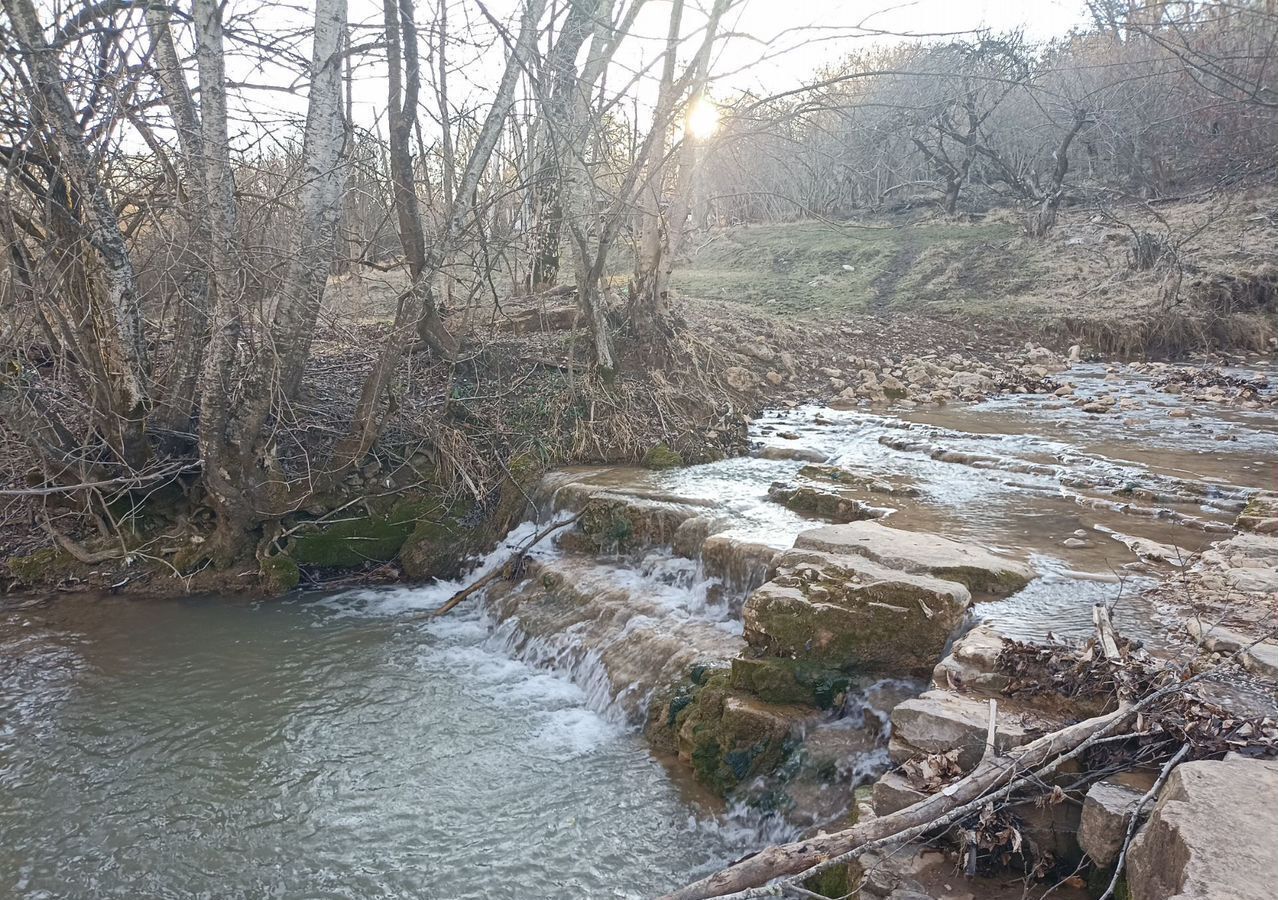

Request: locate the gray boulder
(1127, 755), (1278, 900)
(1079, 778), (1152, 867)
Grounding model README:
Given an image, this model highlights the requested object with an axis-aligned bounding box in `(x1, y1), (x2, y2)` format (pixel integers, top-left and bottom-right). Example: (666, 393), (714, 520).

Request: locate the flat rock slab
(1186, 618), (1278, 680)
(793, 522), (1034, 596)
(1128, 754), (1278, 900)
(743, 548), (971, 677)
(889, 690), (1052, 770)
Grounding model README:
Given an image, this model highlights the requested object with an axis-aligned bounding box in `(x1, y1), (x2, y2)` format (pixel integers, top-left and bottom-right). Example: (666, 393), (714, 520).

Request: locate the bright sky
(705, 0), (1088, 93)
(215, 0), (1091, 146)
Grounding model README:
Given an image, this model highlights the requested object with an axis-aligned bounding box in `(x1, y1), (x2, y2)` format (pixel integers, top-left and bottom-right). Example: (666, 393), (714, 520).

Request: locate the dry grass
(671, 191), (1278, 355)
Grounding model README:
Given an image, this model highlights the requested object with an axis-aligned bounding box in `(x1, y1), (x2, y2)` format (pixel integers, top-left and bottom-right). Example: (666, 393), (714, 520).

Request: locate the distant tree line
(699, 1), (1278, 232)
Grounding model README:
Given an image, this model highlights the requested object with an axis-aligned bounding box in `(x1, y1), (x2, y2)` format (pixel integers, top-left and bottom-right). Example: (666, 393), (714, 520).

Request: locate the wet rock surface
(794, 522), (1034, 596)
(1079, 778), (1153, 867)
(744, 547), (970, 676)
(465, 357), (1277, 876)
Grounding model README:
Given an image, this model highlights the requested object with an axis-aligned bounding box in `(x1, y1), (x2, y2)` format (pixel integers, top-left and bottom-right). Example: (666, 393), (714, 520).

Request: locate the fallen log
(658, 675), (1202, 900)
(424, 514), (579, 617)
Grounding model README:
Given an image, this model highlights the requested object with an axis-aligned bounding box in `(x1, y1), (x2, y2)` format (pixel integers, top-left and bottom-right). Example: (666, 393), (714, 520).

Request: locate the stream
(2, 362), (1274, 898)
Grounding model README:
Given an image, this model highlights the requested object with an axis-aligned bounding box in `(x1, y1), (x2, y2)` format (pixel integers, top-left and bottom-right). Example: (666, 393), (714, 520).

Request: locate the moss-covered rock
(687, 690), (808, 795)
(730, 657), (853, 709)
(743, 549), (970, 677)
(400, 517), (473, 580)
(767, 482), (885, 523)
(642, 443), (684, 470)
(5, 546), (75, 585)
(1237, 492), (1278, 534)
(287, 492), (480, 575)
(651, 671), (810, 795)
(259, 555), (300, 593)
(575, 494), (701, 554)
(291, 513), (415, 568)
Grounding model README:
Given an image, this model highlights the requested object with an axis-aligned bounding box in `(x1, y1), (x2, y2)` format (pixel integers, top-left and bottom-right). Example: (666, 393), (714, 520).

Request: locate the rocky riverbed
(4, 356), (1275, 899)
(462, 355), (1277, 897)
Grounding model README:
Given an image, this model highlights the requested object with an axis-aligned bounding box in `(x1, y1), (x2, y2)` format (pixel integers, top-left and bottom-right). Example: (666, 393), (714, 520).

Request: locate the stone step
(743, 548), (971, 678)
(887, 689), (1060, 771)
(1127, 754), (1278, 900)
(483, 553), (744, 723)
(793, 521), (1034, 596)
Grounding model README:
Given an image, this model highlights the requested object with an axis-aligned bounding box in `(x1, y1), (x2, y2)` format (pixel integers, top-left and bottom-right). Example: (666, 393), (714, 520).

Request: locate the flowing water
(0, 540), (761, 899)
(2, 362), (1274, 898)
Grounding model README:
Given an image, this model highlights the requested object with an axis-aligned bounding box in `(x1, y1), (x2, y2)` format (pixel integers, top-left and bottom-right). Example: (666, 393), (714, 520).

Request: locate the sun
(685, 97), (721, 140)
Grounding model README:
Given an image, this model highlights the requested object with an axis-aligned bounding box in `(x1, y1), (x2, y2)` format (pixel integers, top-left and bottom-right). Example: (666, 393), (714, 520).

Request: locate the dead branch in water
(1095, 741), (1191, 900)
(424, 514), (580, 617)
(661, 617), (1278, 900)
(660, 700), (1145, 900)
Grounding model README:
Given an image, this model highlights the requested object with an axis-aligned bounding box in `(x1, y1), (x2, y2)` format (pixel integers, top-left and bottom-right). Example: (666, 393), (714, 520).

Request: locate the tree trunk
(383, 0), (455, 357)
(192, 0), (254, 560)
(3, 0), (150, 468)
(146, 6), (211, 446)
(529, 0), (603, 291)
(631, 0), (729, 346)
(272, 0), (350, 399)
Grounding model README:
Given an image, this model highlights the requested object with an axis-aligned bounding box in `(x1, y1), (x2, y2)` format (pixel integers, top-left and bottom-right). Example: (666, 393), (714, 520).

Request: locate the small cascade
(405, 360), (1276, 836)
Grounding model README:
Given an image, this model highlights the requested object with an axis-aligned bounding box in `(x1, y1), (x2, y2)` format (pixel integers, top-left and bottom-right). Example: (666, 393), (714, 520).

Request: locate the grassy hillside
(672, 220), (1032, 317)
(671, 196), (1278, 355)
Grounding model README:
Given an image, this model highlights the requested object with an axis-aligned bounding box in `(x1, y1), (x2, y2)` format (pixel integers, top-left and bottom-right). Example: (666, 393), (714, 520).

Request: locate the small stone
(1080, 779), (1151, 867)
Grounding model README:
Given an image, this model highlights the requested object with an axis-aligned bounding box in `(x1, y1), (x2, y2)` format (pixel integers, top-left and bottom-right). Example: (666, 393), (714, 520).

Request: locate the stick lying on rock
(657, 673), (1204, 900)
(425, 514), (580, 617)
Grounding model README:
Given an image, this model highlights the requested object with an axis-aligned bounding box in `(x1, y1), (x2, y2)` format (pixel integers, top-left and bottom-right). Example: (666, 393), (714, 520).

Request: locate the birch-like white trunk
(272, 0), (350, 398)
(191, 0), (256, 555)
(3, 0), (150, 466)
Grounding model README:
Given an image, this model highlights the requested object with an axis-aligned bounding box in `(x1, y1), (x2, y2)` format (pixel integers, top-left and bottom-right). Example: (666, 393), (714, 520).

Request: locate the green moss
(6, 547), (74, 584)
(933, 564), (1029, 596)
(577, 503), (636, 553)
(259, 555), (300, 593)
(803, 864), (853, 899)
(400, 517), (471, 580)
(1087, 867), (1130, 900)
(291, 514), (413, 568)
(746, 573), (965, 675)
(642, 444), (684, 470)
(288, 493), (460, 570)
(730, 657), (851, 709)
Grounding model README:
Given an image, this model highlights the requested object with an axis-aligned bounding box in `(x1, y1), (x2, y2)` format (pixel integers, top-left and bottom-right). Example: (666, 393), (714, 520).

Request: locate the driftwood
(658, 672), (1207, 900)
(424, 514), (579, 617)
(1093, 603), (1121, 661)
